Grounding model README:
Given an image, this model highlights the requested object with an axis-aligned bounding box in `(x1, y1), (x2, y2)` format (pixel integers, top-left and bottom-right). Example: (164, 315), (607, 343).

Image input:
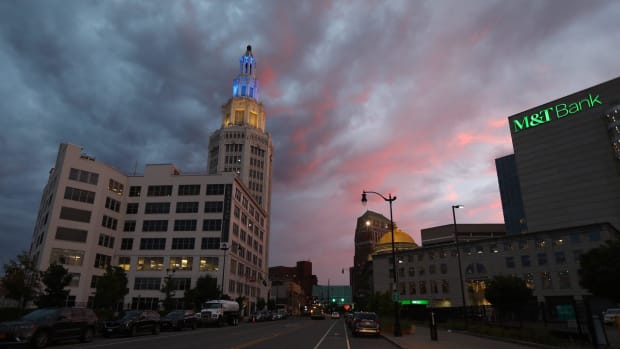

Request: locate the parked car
(161, 310), (198, 331)
(0, 307), (98, 349)
(103, 310), (160, 337)
(331, 312), (340, 319)
(351, 312), (380, 337)
(603, 308), (620, 324)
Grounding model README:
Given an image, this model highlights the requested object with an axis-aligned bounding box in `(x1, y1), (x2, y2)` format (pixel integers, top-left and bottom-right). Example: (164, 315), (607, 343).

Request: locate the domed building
(373, 227), (419, 255)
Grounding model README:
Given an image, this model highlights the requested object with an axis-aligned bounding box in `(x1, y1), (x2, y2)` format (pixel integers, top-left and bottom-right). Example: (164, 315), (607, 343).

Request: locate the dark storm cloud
(1, 0), (620, 285)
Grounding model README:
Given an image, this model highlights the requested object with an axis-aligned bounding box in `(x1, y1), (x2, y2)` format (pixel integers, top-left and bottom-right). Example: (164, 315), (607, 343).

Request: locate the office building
(29, 46), (273, 313)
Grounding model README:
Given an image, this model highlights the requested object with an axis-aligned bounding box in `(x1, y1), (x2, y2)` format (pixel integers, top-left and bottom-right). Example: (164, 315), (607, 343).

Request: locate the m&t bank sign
(512, 93), (602, 133)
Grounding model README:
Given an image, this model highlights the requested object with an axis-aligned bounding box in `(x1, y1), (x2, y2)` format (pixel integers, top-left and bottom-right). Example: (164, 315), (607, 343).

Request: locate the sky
(1, 0), (620, 286)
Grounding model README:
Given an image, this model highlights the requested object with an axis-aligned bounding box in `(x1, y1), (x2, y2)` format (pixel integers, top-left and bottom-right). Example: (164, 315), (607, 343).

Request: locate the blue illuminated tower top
(232, 45), (259, 101)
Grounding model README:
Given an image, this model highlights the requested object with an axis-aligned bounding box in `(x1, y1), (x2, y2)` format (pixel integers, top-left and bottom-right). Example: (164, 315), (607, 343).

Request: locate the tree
(160, 272), (177, 312)
(183, 275), (219, 309)
(484, 275), (533, 319)
(37, 263), (72, 307)
(579, 240), (620, 303)
(93, 266), (128, 311)
(1, 252), (40, 310)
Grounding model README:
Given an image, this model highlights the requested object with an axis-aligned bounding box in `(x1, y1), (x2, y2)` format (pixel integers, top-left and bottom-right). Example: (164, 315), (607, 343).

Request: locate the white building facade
(29, 46), (273, 313)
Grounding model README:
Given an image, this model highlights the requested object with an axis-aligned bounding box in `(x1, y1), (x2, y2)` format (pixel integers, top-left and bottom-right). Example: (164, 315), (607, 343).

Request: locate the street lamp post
(220, 242), (230, 298)
(362, 190), (402, 337)
(452, 204), (467, 328)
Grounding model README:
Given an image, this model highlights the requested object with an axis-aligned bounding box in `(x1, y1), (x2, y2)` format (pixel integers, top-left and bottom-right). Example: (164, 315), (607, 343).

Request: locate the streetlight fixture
(220, 242), (230, 298)
(452, 204), (467, 328)
(361, 190), (402, 337)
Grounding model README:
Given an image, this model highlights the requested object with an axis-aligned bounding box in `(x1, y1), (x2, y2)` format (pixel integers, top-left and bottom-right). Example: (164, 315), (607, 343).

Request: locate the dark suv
(351, 312), (381, 337)
(161, 310), (197, 331)
(0, 307), (98, 348)
(103, 310), (160, 337)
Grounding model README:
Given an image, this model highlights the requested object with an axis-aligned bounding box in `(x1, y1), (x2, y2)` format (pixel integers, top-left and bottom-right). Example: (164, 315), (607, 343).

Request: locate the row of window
(128, 184), (227, 197)
(117, 256), (219, 272)
(395, 269), (573, 297)
(125, 201), (224, 214)
(123, 219), (222, 232)
(119, 237), (222, 251)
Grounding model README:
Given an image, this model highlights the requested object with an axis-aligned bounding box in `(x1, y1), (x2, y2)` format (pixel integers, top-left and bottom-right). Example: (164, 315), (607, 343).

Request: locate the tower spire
(232, 45), (259, 101)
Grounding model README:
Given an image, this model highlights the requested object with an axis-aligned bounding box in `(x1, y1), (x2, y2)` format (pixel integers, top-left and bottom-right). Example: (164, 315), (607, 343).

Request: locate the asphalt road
(54, 317), (398, 349)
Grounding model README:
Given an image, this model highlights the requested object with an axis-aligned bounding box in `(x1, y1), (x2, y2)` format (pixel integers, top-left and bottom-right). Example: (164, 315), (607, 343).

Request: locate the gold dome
(373, 228), (418, 255)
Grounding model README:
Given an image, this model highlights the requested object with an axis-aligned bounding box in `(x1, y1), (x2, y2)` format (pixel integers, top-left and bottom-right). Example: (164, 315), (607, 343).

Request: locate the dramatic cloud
(1, 0), (619, 285)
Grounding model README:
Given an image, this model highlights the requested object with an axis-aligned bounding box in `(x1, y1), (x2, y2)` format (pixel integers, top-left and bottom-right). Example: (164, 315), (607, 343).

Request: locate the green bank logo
(512, 94), (602, 133)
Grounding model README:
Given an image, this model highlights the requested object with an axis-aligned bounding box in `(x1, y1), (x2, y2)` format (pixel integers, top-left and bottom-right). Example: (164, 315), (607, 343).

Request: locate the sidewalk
(382, 325), (620, 349)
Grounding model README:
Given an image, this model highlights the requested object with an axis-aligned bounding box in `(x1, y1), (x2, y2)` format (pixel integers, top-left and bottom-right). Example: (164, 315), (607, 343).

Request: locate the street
(56, 317), (398, 349)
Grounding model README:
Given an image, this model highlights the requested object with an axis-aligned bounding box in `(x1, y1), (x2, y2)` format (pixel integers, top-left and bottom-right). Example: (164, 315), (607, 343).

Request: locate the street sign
(392, 292), (400, 302)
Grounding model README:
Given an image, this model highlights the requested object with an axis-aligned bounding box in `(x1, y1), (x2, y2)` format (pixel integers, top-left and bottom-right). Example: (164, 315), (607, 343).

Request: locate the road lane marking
(343, 322), (351, 349)
(231, 332), (284, 349)
(312, 320), (338, 349)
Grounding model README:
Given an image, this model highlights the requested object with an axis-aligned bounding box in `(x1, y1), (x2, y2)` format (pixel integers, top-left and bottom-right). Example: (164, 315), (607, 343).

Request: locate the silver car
(603, 308), (620, 324)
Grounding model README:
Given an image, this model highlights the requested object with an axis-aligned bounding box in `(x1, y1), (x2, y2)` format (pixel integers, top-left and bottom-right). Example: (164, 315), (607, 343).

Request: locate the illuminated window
(200, 257), (219, 271)
(137, 256), (164, 271)
(234, 110), (244, 125)
(118, 256), (131, 271)
(169, 256), (193, 271)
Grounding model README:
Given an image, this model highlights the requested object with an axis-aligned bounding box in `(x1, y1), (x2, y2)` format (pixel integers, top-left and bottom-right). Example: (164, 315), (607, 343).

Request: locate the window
(408, 282), (416, 295)
(55, 227), (87, 243)
(573, 250), (583, 263)
(440, 264), (447, 274)
(64, 187), (95, 204)
(98, 234), (115, 248)
(121, 238), (133, 250)
(172, 238), (195, 249)
(105, 197), (121, 212)
(200, 257), (219, 271)
(134, 278), (161, 290)
(503, 241), (514, 251)
(429, 265), (436, 274)
(535, 238), (547, 248)
(69, 168), (99, 185)
(68, 273), (80, 288)
(147, 185), (172, 197)
(540, 272), (553, 289)
(419, 281), (427, 294)
(178, 184), (201, 196)
(558, 270), (571, 289)
(518, 240), (529, 250)
(60, 206), (90, 223)
(234, 206), (240, 218)
(203, 219), (222, 231)
(206, 184), (225, 195)
(142, 220), (168, 232)
(524, 273), (535, 289)
(101, 215), (118, 230)
(204, 201), (224, 213)
(169, 256), (193, 271)
(90, 275), (100, 289)
(124, 220), (136, 232)
(171, 278), (192, 291)
(537, 253), (548, 266)
(552, 237), (566, 247)
(202, 237), (221, 249)
(126, 203), (139, 214)
(505, 257), (515, 268)
(118, 256), (131, 271)
(137, 256), (164, 271)
(140, 238), (166, 250)
(570, 232), (581, 244)
(129, 186), (141, 197)
(108, 179), (124, 196)
(94, 253), (111, 269)
(442, 280), (449, 293)
(555, 251), (566, 264)
(174, 220), (197, 231)
(145, 202), (170, 214)
(176, 202), (199, 213)
(589, 230), (601, 241)
(50, 248), (84, 266)
(521, 255), (531, 267)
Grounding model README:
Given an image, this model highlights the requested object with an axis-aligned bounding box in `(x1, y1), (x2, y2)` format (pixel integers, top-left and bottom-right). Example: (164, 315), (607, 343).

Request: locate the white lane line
(313, 320), (339, 349)
(343, 321), (351, 349)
